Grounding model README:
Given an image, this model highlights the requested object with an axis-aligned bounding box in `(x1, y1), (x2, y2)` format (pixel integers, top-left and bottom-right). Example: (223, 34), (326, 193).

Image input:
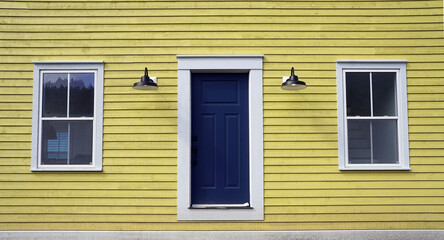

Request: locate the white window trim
(177, 55), (264, 220)
(31, 61), (104, 171)
(336, 60), (410, 170)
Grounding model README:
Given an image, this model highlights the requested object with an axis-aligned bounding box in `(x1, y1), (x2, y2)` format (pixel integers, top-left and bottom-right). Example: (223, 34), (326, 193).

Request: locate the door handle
(192, 146), (198, 166)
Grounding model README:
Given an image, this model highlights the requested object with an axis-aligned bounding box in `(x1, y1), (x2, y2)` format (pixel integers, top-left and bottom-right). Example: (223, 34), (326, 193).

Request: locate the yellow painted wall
(1, 0), (444, 231)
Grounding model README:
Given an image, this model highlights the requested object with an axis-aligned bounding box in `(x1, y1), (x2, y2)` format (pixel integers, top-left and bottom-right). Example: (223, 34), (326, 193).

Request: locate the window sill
(339, 166), (411, 171)
(31, 166), (102, 172)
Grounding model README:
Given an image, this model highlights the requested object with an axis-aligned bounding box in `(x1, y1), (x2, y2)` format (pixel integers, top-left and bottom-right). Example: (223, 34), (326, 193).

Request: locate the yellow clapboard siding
(3, 8), (442, 17)
(265, 205), (444, 214)
(408, 94), (444, 101)
(104, 118), (177, 126)
(265, 197), (444, 206)
(1, 1), (442, 9)
(0, 79), (33, 87)
(103, 142), (176, 150)
(410, 149), (444, 157)
(410, 141), (444, 148)
(264, 94), (337, 102)
(104, 94), (177, 102)
(104, 102), (177, 110)
(0, 198), (176, 206)
(264, 125), (337, 133)
(103, 126), (176, 134)
(0, 118), (31, 126)
(264, 141), (337, 149)
(264, 109), (338, 117)
(0, 173), (177, 182)
(3, 39), (444, 48)
(410, 126), (444, 132)
(0, 158), (30, 166)
(0, 102), (32, 110)
(105, 86), (177, 94)
(264, 102), (336, 110)
(0, 189), (176, 198)
(0, 134), (30, 142)
(0, 45), (444, 56)
(0, 87), (32, 94)
(0, 206), (176, 214)
(411, 117), (444, 127)
(103, 133), (177, 142)
(264, 133), (337, 141)
(105, 158), (177, 165)
(0, 213), (443, 223)
(264, 181), (444, 189)
(2, 222), (444, 231)
(408, 110), (444, 117)
(2, 22), (444, 32)
(0, 94), (32, 102)
(2, 54), (444, 64)
(0, 222), (443, 231)
(1, 15), (441, 25)
(265, 173), (444, 181)
(410, 157), (444, 164)
(264, 117), (336, 126)
(263, 189), (444, 197)
(0, 181), (176, 190)
(104, 110), (177, 118)
(103, 150), (177, 158)
(0, 142), (30, 150)
(0, 30), (441, 41)
(2, 46), (444, 57)
(264, 149), (337, 158)
(0, 126), (31, 134)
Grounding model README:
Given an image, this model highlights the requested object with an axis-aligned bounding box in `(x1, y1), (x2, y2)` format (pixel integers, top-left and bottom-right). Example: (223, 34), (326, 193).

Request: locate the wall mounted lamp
(281, 67), (307, 90)
(133, 67), (158, 90)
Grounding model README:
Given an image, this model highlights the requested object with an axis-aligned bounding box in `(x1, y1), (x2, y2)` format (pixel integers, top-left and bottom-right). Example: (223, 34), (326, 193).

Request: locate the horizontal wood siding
(1, 0), (444, 230)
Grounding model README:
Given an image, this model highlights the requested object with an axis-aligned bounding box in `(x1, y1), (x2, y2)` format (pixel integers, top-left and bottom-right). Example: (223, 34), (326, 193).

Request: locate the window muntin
(337, 61), (409, 170)
(32, 62), (103, 171)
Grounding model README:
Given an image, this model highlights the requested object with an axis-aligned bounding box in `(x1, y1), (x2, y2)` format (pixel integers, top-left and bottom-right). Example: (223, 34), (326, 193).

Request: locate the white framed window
(31, 61), (104, 171)
(336, 60), (410, 170)
(177, 55), (264, 220)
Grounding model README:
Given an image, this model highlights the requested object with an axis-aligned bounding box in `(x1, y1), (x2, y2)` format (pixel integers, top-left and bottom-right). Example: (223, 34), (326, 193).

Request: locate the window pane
(346, 72), (371, 116)
(372, 72), (397, 116)
(41, 121), (68, 165)
(42, 73), (67, 117)
(372, 120), (398, 163)
(69, 121), (93, 165)
(70, 73), (95, 117)
(347, 119), (371, 164)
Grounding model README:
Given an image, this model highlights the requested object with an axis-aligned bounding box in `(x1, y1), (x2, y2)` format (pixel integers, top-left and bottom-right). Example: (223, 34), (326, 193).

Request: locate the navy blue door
(191, 73), (249, 205)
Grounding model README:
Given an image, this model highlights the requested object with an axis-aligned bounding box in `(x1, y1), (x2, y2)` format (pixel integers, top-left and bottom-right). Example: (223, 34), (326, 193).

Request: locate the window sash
(38, 70), (97, 168)
(343, 70), (400, 165)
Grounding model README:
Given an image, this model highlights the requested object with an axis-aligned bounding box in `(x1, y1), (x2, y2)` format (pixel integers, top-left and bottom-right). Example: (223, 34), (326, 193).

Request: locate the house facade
(1, 0), (444, 238)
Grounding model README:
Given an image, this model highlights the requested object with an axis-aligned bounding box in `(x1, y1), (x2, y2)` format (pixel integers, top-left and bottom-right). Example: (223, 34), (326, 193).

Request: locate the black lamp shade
(133, 67), (158, 90)
(281, 67), (307, 90)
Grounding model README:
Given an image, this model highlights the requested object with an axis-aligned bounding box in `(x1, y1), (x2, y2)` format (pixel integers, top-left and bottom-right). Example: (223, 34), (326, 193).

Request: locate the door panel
(191, 73), (249, 205)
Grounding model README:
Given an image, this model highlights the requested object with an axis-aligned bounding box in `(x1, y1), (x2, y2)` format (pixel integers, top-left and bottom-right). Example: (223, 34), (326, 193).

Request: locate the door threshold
(189, 203), (251, 209)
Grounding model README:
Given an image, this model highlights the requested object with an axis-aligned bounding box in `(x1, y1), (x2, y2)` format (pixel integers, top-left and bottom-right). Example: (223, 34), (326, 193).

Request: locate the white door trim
(177, 55), (264, 220)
